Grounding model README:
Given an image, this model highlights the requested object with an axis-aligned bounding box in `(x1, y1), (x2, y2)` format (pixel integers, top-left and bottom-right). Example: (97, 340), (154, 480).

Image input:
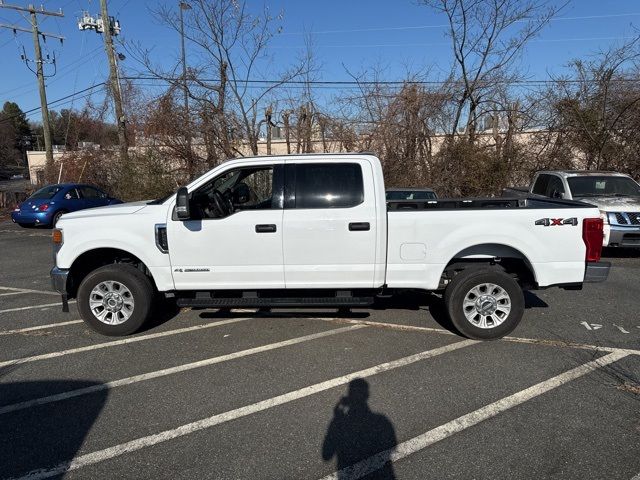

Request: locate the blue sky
(1, 0), (639, 121)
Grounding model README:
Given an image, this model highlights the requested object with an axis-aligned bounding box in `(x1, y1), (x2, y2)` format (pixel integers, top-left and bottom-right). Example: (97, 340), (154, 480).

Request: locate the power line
(279, 12), (640, 36)
(121, 75), (640, 87)
(0, 82), (106, 123)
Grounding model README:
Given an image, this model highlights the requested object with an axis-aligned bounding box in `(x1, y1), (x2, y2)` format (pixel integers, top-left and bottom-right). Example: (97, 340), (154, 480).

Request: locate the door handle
(348, 222), (370, 231)
(255, 224), (277, 233)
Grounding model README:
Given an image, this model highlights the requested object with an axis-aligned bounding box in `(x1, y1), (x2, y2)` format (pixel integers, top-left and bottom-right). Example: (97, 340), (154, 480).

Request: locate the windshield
(28, 185), (63, 200)
(568, 176), (640, 197)
(386, 190), (436, 200)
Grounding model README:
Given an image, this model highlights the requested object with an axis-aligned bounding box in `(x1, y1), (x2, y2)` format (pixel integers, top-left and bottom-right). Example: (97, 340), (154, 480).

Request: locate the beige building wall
(26, 151), (65, 185)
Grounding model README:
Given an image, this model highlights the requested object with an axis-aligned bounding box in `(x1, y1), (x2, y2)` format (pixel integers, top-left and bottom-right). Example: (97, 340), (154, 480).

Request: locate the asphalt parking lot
(0, 221), (638, 480)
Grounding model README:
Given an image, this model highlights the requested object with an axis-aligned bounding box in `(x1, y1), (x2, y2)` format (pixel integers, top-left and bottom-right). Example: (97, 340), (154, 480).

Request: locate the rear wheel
(444, 268), (524, 340)
(77, 264), (153, 336)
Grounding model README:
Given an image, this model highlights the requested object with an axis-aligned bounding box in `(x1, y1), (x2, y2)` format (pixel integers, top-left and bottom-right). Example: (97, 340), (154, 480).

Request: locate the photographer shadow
(322, 379), (397, 479)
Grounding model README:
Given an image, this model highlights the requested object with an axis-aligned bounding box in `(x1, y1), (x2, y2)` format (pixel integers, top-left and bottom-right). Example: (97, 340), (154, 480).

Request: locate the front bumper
(50, 267), (70, 312)
(584, 261), (611, 283)
(607, 224), (640, 248)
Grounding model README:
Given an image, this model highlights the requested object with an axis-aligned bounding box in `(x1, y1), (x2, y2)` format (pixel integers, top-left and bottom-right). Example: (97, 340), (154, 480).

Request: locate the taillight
(583, 218), (603, 262)
(14, 204), (20, 212)
(38, 204), (50, 211)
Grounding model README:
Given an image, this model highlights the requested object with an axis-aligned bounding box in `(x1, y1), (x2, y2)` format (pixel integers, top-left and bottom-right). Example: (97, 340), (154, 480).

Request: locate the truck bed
(387, 196), (592, 211)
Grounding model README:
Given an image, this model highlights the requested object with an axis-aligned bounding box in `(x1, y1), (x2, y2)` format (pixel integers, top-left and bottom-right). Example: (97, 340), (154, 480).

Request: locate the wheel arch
(441, 243), (537, 288)
(67, 247), (157, 298)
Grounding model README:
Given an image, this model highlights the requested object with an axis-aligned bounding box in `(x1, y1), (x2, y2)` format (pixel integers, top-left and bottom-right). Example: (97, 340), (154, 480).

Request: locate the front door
(167, 163), (285, 290)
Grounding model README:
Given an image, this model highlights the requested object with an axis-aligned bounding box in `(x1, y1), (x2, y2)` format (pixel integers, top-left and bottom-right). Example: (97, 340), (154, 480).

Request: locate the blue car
(11, 183), (122, 228)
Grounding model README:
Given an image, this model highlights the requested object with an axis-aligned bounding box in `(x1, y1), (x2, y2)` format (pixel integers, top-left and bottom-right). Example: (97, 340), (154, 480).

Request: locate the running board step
(177, 296), (374, 309)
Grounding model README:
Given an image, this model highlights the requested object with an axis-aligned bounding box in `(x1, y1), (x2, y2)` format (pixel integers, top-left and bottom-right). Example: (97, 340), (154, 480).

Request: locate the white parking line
(0, 286), (59, 296)
(0, 320), (84, 336)
(321, 318), (640, 356)
(0, 301), (76, 314)
(320, 350), (628, 480)
(0, 292), (25, 297)
(0, 325), (365, 415)
(0, 318), (255, 369)
(9, 339), (478, 480)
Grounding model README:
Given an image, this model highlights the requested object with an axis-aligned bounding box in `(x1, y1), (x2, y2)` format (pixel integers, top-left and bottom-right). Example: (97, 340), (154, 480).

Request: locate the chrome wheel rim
(89, 281), (135, 325)
(462, 283), (511, 329)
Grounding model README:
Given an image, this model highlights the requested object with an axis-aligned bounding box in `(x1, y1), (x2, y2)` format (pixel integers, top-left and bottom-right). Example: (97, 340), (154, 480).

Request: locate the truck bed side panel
(386, 207), (599, 290)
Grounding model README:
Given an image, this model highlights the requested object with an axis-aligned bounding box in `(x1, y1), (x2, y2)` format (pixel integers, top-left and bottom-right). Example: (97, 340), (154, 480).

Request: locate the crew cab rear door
(282, 159), (378, 288)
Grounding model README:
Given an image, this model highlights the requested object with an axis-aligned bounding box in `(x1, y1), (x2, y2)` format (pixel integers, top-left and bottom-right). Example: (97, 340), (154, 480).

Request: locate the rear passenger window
(80, 187), (100, 199)
(532, 175), (550, 195)
(294, 163), (364, 209)
(545, 176), (565, 197)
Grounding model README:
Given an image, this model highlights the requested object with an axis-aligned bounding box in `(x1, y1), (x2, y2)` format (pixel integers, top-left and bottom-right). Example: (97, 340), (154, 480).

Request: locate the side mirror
(176, 187), (191, 220)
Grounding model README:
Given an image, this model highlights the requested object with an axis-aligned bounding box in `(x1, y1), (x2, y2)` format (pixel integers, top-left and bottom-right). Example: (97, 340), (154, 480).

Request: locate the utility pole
(0, 1), (64, 180)
(100, 0), (127, 162)
(179, 1), (192, 173)
(78, 1), (127, 161)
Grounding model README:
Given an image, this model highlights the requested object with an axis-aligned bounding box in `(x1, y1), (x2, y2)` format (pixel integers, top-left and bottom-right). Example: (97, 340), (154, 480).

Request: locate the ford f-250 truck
(51, 154), (609, 340)
(503, 170), (640, 248)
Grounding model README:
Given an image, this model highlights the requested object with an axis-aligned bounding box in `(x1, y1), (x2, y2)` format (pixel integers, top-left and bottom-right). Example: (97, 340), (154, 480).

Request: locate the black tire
(52, 210), (66, 227)
(444, 268), (524, 340)
(77, 264), (154, 336)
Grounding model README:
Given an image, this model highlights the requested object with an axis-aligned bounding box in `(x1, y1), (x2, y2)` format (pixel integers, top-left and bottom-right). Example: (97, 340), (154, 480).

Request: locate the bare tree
(138, 0), (308, 163)
(542, 38), (640, 171)
(421, 0), (561, 140)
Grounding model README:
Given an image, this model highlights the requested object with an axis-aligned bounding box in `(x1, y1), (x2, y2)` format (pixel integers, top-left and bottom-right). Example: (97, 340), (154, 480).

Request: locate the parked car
(11, 183), (122, 228)
(51, 154), (607, 339)
(503, 170), (640, 248)
(386, 187), (437, 201)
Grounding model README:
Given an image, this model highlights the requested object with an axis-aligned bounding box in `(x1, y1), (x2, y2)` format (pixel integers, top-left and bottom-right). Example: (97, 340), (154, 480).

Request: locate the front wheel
(77, 264), (154, 336)
(444, 268), (524, 340)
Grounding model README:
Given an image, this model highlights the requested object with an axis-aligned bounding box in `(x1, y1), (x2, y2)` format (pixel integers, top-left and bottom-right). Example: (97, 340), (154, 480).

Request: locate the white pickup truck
(51, 154), (609, 340)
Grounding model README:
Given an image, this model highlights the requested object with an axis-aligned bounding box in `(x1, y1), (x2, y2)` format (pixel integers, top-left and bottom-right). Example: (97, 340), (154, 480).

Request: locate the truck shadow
(378, 289), (548, 335)
(195, 289), (548, 335)
(0, 379), (108, 479)
(139, 297), (184, 332)
(198, 308), (371, 320)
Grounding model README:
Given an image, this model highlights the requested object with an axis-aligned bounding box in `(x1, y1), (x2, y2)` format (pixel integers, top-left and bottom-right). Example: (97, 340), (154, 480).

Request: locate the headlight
(599, 211), (609, 225)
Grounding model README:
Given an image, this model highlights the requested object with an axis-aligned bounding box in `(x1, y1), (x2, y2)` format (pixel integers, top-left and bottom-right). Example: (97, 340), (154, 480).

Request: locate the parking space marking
(0, 229), (50, 237)
(0, 286), (59, 296)
(320, 318), (640, 356)
(0, 325), (365, 415)
(0, 318), (255, 369)
(0, 301), (76, 314)
(9, 339), (478, 480)
(0, 320), (84, 336)
(320, 350), (629, 480)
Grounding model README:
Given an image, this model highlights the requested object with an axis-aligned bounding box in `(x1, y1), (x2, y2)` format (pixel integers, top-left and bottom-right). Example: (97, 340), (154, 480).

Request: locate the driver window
(191, 166), (275, 219)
